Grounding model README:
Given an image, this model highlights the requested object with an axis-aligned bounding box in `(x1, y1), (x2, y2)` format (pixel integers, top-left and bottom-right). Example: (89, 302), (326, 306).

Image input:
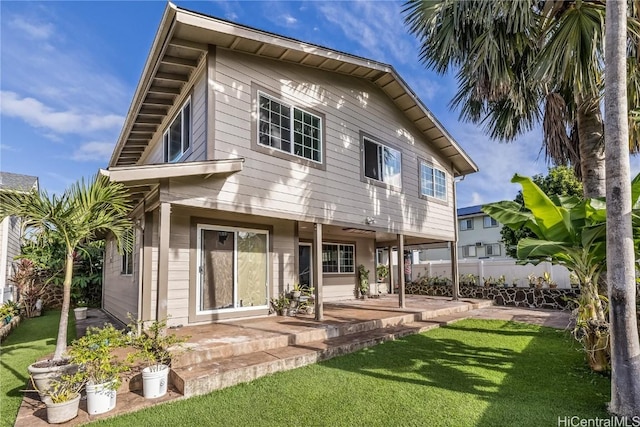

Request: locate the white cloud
(282, 14), (297, 26)
(1, 91), (123, 135)
(315, 1), (415, 65)
(72, 141), (114, 162)
(0, 144), (17, 152)
(453, 123), (548, 207)
(9, 16), (54, 40)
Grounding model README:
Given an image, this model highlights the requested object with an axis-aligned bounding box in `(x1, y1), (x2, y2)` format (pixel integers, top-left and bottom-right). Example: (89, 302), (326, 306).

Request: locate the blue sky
(1, 1), (633, 206)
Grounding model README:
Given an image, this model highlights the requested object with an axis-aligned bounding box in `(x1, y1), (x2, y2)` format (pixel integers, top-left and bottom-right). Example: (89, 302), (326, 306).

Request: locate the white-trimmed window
(483, 216), (498, 228)
(486, 243), (501, 256)
(363, 137), (402, 188)
(459, 218), (473, 231)
(322, 243), (355, 273)
(163, 98), (191, 162)
(420, 162), (447, 200)
(463, 245), (477, 258)
(258, 92), (322, 163)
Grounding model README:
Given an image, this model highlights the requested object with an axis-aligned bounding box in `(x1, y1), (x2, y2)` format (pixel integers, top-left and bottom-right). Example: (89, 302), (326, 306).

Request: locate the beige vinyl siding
(139, 65), (208, 166)
(211, 49), (454, 240)
(102, 232), (139, 325)
(165, 206), (296, 326)
(312, 234), (375, 301)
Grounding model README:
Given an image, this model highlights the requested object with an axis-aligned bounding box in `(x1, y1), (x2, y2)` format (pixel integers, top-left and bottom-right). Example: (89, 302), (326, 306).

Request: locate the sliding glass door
(197, 225), (268, 313)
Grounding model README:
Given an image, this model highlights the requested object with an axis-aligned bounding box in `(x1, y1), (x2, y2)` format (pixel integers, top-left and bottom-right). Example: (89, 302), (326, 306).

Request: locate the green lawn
(0, 310), (75, 427)
(93, 319), (610, 427)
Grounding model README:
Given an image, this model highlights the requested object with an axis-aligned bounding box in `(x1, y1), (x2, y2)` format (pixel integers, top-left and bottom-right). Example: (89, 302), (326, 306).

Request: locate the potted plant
(67, 324), (129, 415)
(270, 294), (290, 316)
(291, 283), (302, 300)
(376, 264), (389, 282)
(127, 317), (186, 399)
(32, 371), (84, 424)
(358, 264), (369, 299)
(73, 299), (88, 321)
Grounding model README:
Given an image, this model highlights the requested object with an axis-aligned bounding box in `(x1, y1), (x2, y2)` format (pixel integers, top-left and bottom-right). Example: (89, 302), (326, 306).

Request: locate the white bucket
(142, 365), (169, 399)
(85, 381), (117, 414)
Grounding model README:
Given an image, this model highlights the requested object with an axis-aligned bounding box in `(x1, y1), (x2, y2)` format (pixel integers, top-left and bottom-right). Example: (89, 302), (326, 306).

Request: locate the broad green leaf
(516, 237), (570, 260)
(512, 174), (574, 242)
(482, 201), (543, 236)
(632, 172), (640, 209)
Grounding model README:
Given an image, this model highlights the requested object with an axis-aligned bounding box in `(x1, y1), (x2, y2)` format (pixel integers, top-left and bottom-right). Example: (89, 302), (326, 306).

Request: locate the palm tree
(403, 0), (640, 198)
(604, 0), (640, 417)
(0, 174), (132, 361)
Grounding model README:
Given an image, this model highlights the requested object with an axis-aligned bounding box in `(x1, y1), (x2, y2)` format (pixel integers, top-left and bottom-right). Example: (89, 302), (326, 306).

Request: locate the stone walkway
(14, 297), (572, 427)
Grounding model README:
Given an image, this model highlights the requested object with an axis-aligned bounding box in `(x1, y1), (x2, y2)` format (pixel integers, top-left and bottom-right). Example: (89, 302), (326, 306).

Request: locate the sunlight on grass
(0, 310), (75, 427)
(92, 319), (610, 427)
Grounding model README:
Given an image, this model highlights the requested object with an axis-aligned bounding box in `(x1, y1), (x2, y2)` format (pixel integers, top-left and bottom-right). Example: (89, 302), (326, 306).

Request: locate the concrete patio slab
(13, 295), (573, 427)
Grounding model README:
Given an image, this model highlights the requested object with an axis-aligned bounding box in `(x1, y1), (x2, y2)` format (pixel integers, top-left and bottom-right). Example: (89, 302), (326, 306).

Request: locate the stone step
(172, 299), (491, 369)
(172, 311), (474, 398)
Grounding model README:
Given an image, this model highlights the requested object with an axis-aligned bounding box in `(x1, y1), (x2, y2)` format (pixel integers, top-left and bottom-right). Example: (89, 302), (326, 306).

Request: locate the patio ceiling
(110, 3), (478, 177)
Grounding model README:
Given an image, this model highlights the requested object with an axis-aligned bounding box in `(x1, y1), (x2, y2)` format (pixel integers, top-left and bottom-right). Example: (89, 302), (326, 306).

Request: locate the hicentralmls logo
(558, 416), (640, 427)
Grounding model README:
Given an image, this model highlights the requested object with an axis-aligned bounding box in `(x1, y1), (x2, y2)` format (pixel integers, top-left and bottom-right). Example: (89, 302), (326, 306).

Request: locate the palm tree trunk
(52, 250), (73, 361)
(576, 97), (605, 198)
(605, 0), (640, 417)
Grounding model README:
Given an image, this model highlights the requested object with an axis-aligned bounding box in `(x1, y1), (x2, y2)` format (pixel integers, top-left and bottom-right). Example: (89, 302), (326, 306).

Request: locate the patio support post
(451, 241), (460, 301)
(452, 173), (460, 301)
(141, 210), (153, 322)
(387, 245), (394, 294)
(397, 234), (405, 308)
(156, 202), (170, 321)
(313, 223), (323, 321)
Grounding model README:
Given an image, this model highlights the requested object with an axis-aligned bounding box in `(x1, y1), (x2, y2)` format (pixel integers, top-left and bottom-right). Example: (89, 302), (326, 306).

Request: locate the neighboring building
(100, 4), (478, 326)
(419, 205), (507, 261)
(0, 172), (39, 303)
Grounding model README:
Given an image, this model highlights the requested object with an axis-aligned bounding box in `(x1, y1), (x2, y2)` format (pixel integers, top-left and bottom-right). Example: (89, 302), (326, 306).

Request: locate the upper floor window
(258, 92), (322, 163)
(363, 137), (402, 188)
(322, 243), (355, 274)
(164, 98), (191, 162)
(420, 162), (447, 200)
(459, 218), (473, 231)
(483, 216), (498, 228)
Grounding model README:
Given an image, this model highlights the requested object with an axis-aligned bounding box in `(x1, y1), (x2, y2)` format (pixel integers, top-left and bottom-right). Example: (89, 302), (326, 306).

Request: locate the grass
(0, 310), (75, 427)
(93, 319), (611, 427)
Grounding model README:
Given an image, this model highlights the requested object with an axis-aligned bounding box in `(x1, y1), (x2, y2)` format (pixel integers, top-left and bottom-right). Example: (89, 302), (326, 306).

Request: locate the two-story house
(100, 3), (478, 327)
(0, 172), (39, 303)
(419, 204), (507, 261)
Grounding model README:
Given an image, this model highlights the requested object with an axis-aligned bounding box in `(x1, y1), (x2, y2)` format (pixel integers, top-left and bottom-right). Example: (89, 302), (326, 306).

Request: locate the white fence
(412, 258), (572, 289)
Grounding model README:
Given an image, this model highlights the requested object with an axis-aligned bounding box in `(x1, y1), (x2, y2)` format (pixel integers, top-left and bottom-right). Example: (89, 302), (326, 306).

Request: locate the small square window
(420, 161), (447, 200)
(463, 245), (477, 257)
(483, 216), (499, 228)
(363, 137), (402, 188)
(459, 219), (474, 231)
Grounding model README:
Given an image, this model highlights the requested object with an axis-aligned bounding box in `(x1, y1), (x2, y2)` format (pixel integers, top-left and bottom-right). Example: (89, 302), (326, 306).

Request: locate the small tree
(484, 174), (610, 371)
(0, 174), (131, 361)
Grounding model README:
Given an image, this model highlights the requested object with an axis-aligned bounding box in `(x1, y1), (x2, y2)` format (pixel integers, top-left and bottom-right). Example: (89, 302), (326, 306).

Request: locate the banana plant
(482, 173), (640, 372)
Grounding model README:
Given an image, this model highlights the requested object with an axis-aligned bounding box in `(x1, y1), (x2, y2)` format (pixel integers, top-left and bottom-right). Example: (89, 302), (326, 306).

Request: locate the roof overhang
(110, 3), (478, 177)
(101, 158), (244, 206)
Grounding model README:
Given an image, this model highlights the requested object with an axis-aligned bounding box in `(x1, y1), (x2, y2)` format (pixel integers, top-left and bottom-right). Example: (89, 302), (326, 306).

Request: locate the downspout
(451, 174), (466, 301)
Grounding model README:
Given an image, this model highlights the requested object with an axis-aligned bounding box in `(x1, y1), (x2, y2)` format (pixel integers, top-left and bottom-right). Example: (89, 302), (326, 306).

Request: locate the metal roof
(0, 172), (38, 192)
(109, 3), (478, 177)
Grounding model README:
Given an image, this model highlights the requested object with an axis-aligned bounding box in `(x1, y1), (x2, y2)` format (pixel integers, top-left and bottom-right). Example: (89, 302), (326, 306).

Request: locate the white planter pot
(44, 394), (80, 424)
(28, 362), (76, 399)
(142, 364), (169, 399)
(86, 380), (117, 415)
(73, 307), (87, 321)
